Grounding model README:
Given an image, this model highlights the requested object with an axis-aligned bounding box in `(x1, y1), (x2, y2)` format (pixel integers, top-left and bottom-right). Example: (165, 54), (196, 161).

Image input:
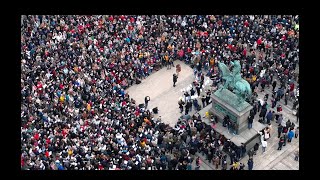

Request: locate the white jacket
(261, 140), (267, 148)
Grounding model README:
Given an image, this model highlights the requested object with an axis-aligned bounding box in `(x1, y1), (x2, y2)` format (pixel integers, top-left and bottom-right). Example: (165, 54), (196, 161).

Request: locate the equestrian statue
(218, 60), (252, 103)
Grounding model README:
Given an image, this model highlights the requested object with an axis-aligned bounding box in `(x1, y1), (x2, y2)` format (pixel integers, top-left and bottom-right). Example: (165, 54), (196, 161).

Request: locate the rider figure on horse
(218, 60), (252, 102)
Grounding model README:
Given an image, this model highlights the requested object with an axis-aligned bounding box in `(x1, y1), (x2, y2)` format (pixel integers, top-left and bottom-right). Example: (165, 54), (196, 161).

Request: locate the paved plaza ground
(128, 60), (299, 170)
(127, 61), (195, 127)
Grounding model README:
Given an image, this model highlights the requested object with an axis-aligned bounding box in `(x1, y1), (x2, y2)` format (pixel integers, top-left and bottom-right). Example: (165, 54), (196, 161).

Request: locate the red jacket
(34, 133), (40, 140)
(290, 84), (294, 91)
(21, 156), (24, 166)
(257, 38), (262, 45)
(59, 84), (64, 90)
(130, 17), (135, 23)
(244, 21), (249, 27)
(45, 151), (50, 158)
(37, 82), (43, 94)
(120, 15), (125, 21)
(178, 50), (184, 57)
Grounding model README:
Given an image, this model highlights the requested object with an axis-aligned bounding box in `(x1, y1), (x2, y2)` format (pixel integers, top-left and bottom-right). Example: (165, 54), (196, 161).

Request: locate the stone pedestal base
(200, 105), (266, 152)
(211, 89), (252, 134)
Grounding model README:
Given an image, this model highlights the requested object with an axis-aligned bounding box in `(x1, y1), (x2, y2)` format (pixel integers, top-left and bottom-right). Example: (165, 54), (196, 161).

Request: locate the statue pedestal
(211, 89), (252, 134)
(208, 88), (266, 150)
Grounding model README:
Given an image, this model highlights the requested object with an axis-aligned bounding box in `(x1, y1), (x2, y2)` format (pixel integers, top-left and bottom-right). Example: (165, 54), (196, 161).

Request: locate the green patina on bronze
(217, 60), (252, 103)
(214, 88), (250, 112)
(213, 103), (237, 123)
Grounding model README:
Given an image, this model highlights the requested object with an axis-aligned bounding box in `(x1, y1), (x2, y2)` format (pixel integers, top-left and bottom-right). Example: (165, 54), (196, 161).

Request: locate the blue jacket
(266, 112), (273, 120)
(247, 159), (254, 169)
(288, 131), (294, 139)
(58, 165), (64, 170)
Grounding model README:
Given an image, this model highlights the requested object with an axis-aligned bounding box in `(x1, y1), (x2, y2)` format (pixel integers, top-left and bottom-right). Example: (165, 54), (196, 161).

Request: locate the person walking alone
(173, 73), (178, 87)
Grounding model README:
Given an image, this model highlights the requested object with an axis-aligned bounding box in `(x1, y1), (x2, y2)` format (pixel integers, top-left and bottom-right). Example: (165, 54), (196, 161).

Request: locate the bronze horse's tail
(243, 79), (252, 100)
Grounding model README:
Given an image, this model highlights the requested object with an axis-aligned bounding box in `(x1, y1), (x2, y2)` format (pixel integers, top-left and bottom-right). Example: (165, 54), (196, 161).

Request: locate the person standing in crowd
(287, 130), (295, 143)
(282, 132), (288, 147)
(295, 127), (299, 138)
(145, 96), (151, 109)
(248, 114), (254, 129)
(272, 80), (277, 92)
(294, 150), (299, 161)
(241, 143), (247, 159)
(239, 163), (245, 170)
(277, 114), (284, 125)
(253, 143), (259, 155)
(201, 93), (206, 108)
(221, 155), (227, 170)
(213, 155), (220, 170)
(278, 136), (285, 150)
(277, 124), (283, 138)
(185, 101), (190, 115)
(286, 119), (292, 129)
(277, 105), (283, 113)
(178, 99), (184, 113)
(247, 158), (254, 170)
(284, 92), (289, 105)
(261, 139), (267, 153)
(205, 90), (211, 106)
(259, 104), (267, 123)
(266, 110), (273, 124)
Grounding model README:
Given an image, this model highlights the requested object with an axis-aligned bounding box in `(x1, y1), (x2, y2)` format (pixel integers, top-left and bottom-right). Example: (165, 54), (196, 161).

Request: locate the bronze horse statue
(218, 60), (252, 102)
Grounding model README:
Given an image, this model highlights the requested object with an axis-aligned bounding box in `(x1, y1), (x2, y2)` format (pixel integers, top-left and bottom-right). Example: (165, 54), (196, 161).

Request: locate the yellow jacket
(68, 149), (73, 156)
(210, 58), (215, 66)
(87, 103), (91, 111)
(252, 75), (257, 82)
(164, 55), (169, 61)
(59, 96), (65, 103)
(140, 141), (146, 148)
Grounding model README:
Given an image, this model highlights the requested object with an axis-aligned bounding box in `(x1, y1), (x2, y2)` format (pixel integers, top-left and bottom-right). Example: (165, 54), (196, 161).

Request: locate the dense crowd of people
(21, 15), (299, 170)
